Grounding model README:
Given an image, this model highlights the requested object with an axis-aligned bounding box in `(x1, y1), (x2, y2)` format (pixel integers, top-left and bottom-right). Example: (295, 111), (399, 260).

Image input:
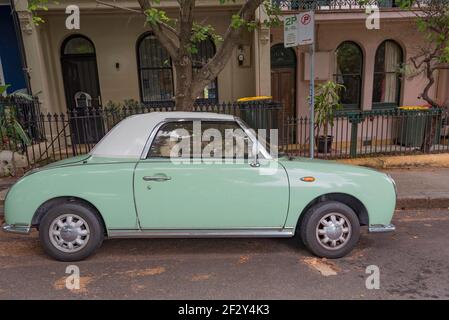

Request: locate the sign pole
(309, 22), (315, 159)
(284, 9), (315, 158)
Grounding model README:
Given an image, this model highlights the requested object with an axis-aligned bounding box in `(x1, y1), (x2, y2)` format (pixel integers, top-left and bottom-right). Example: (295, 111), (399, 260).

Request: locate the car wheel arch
(31, 196), (108, 236)
(296, 193), (369, 230)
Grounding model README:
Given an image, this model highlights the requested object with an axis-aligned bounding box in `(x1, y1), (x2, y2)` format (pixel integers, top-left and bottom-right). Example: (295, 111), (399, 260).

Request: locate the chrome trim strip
(108, 228), (294, 239)
(2, 223), (31, 235)
(368, 224), (396, 233)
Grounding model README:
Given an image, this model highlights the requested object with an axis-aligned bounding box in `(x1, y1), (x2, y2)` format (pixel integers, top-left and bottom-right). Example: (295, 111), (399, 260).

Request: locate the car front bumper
(2, 223), (31, 235)
(368, 224), (396, 233)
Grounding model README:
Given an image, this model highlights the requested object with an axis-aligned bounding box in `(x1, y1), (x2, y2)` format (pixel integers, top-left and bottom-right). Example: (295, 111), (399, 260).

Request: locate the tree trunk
(174, 55), (195, 111)
(420, 63), (440, 153)
(421, 114), (438, 153)
(421, 63), (439, 108)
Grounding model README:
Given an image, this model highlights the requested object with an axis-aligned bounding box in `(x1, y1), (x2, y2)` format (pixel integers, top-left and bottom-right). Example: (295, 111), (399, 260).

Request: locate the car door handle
(143, 175), (171, 182)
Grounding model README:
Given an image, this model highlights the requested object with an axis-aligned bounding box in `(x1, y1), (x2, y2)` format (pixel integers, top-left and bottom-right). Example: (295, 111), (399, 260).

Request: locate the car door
(133, 119), (289, 230)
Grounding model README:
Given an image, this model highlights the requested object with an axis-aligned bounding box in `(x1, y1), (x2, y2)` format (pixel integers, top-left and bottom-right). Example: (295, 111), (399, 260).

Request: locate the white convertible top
(90, 112), (235, 158)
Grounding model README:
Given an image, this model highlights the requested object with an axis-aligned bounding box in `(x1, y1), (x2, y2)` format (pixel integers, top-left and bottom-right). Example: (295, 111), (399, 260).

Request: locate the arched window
(334, 41), (363, 110)
(137, 33), (174, 105)
(270, 43), (296, 69)
(192, 38), (218, 103)
(60, 35), (101, 110)
(62, 35), (95, 55)
(373, 40), (403, 108)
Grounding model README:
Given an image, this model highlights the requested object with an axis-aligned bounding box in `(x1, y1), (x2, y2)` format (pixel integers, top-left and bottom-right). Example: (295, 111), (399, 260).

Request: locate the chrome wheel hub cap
(316, 213), (351, 250)
(49, 214), (90, 253)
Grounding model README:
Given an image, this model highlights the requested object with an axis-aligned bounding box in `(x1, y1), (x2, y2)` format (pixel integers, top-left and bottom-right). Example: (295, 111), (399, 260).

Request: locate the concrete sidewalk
(384, 168), (449, 209)
(0, 168), (448, 210)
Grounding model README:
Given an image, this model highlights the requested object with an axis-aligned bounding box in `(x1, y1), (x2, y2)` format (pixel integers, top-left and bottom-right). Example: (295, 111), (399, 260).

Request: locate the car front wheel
(299, 201), (360, 259)
(39, 201), (104, 261)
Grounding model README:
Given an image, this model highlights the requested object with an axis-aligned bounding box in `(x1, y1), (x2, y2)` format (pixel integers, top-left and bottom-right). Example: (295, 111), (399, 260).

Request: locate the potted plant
(312, 81), (344, 154)
(0, 85), (32, 152)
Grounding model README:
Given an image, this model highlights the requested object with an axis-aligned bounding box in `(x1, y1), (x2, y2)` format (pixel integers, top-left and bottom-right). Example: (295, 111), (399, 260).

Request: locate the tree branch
(178, 0), (196, 56)
(95, 0), (143, 14)
(137, 0), (179, 59)
(191, 0), (265, 97)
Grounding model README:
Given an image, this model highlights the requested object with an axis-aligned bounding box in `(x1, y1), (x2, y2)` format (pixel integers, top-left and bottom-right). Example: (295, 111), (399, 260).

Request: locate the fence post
(347, 112), (363, 158)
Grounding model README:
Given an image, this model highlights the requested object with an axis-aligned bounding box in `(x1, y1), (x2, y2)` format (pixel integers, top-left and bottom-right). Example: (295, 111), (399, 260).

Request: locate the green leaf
(231, 14), (244, 29)
(0, 84), (10, 95)
(145, 8), (172, 26)
(310, 81), (345, 131)
(11, 120), (31, 146)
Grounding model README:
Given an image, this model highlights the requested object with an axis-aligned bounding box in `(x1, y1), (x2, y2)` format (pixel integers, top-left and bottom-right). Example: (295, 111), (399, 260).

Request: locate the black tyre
(299, 201), (360, 259)
(39, 201), (104, 261)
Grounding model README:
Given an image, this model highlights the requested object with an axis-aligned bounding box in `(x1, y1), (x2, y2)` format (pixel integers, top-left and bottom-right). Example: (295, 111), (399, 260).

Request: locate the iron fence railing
(0, 96), (44, 142)
(1, 98), (449, 171)
(0, 101), (283, 170)
(282, 108), (449, 159)
(273, 0), (424, 10)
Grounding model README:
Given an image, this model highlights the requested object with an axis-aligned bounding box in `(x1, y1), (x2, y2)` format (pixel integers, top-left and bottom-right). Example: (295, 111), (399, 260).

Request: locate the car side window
(147, 120), (251, 159)
(201, 121), (250, 159)
(148, 121), (194, 158)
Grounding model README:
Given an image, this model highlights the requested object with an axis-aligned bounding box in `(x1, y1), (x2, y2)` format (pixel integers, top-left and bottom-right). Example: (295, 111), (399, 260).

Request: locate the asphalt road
(0, 209), (448, 300)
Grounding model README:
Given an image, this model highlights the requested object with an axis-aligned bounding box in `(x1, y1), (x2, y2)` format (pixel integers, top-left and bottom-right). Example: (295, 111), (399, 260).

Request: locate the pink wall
(271, 18), (440, 117)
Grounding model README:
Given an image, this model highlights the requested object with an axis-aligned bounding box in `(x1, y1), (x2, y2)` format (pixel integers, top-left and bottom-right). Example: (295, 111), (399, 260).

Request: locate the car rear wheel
(299, 201), (360, 259)
(39, 201), (104, 261)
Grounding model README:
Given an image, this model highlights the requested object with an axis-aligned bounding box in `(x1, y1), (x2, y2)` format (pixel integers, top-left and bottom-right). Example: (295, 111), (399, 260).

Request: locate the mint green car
(2, 112), (396, 261)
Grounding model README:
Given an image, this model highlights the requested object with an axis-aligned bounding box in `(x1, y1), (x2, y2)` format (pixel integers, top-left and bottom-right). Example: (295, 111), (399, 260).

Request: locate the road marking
(302, 257), (340, 276)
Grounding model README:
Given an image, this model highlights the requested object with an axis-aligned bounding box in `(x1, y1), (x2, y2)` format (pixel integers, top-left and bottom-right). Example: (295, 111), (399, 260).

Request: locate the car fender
(4, 159), (139, 230)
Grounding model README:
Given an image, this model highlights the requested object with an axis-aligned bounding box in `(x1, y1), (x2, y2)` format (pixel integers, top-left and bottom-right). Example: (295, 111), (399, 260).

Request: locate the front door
(61, 35), (104, 145)
(271, 68), (296, 119)
(133, 120), (289, 229)
(271, 44), (297, 144)
(271, 68), (296, 145)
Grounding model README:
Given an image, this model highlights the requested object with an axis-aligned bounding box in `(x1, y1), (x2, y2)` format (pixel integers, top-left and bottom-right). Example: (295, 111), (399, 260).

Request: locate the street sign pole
(284, 9), (315, 158)
(309, 16), (315, 159)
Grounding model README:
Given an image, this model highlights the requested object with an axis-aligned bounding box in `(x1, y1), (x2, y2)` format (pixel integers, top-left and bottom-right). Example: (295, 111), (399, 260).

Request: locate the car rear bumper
(2, 223), (31, 235)
(368, 223), (396, 233)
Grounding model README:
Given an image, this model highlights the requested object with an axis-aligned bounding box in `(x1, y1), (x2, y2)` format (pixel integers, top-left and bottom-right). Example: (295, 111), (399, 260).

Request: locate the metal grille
(138, 33), (174, 104)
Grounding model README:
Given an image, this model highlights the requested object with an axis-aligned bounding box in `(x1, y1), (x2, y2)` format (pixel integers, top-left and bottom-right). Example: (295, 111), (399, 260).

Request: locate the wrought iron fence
(0, 96), (43, 142)
(273, 0), (423, 10)
(0, 101), (283, 170)
(1, 99), (449, 171)
(282, 108), (449, 159)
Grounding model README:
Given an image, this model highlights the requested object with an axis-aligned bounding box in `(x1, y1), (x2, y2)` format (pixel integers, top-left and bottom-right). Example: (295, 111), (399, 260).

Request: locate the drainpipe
(9, 0), (32, 94)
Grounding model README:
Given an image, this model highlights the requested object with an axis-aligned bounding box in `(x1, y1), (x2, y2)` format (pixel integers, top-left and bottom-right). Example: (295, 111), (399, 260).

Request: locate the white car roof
(90, 112), (236, 159)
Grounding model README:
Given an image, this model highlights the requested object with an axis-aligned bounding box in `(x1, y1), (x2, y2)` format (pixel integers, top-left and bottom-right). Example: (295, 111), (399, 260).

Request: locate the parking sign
(298, 11), (314, 45)
(284, 15), (298, 47)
